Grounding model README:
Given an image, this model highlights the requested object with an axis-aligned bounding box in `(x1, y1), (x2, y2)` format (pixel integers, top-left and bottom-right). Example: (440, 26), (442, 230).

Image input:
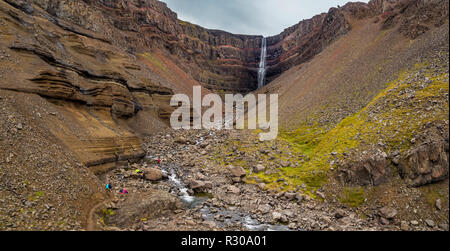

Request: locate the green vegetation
(28, 191), (45, 201)
(421, 184), (447, 209)
(140, 52), (168, 73)
(339, 187), (366, 207)
(212, 61), (449, 198)
(102, 208), (115, 216)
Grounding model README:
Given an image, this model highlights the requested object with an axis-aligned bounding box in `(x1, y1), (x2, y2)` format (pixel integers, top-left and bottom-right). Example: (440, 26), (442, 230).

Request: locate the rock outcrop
(264, 8), (351, 84)
(338, 155), (393, 186)
(105, 190), (182, 228)
(399, 141), (449, 187)
(4, 0), (447, 95)
(0, 0), (174, 168)
(1, 0), (448, 171)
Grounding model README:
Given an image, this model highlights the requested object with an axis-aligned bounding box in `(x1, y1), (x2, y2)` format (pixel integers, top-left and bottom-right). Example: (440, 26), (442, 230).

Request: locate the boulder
(334, 209), (346, 219)
(379, 206), (398, 220)
(272, 211), (288, 223)
(228, 165), (246, 177)
(400, 221), (409, 231)
(254, 164), (266, 173)
(435, 199), (442, 211)
(175, 136), (187, 144)
(188, 180), (212, 192)
(188, 180), (205, 190)
(337, 155), (392, 186)
(227, 185), (241, 194)
(281, 160), (291, 167)
(425, 219), (435, 228)
(284, 192), (296, 201)
(143, 168), (163, 181)
(258, 205), (271, 214)
(398, 141), (449, 187)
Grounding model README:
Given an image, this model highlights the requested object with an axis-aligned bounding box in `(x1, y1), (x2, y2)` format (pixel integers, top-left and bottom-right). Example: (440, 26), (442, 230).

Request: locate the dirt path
(87, 201), (104, 231)
(87, 199), (112, 231)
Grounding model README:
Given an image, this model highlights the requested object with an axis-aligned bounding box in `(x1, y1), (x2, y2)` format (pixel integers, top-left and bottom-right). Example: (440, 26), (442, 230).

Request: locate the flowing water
(257, 37), (267, 89)
(154, 160), (290, 231)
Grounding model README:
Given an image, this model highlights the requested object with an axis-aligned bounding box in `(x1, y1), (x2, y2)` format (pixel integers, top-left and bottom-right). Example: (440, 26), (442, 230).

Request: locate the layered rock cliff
(2, 0), (448, 95)
(0, 0), (356, 93)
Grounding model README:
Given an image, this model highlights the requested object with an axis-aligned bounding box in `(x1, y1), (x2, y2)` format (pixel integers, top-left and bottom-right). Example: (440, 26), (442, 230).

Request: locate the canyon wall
(3, 0), (448, 93)
(4, 0), (354, 92)
(1, 0), (447, 169)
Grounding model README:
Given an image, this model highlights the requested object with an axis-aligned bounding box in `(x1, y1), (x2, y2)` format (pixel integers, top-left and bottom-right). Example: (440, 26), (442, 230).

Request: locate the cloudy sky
(161, 0), (369, 36)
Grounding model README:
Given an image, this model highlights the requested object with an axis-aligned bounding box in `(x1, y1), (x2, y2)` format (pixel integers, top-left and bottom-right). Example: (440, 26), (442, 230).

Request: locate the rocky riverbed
(92, 129), (448, 231)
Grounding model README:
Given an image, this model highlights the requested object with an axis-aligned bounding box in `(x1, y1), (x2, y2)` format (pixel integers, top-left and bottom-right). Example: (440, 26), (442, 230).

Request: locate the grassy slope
(211, 19), (449, 198)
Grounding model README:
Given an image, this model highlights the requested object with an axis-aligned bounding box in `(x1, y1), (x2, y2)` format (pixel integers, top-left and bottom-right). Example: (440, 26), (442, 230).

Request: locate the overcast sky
(161, 0), (369, 36)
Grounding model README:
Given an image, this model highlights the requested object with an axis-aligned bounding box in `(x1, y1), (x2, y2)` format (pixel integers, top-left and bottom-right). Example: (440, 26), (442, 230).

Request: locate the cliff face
(2, 0), (448, 94)
(265, 8), (350, 84)
(1, 0), (447, 169)
(5, 0), (350, 92)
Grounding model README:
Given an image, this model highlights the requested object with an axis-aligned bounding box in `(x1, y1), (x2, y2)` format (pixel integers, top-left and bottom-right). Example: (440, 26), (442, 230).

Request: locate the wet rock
(188, 180), (212, 192)
(188, 180), (204, 190)
(271, 211), (282, 221)
(379, 206), (398, 219)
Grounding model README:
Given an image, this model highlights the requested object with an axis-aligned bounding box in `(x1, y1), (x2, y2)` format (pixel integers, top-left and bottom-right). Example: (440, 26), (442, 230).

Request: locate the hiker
(105, 184), (112, 190)
(119, 189), (128, 195)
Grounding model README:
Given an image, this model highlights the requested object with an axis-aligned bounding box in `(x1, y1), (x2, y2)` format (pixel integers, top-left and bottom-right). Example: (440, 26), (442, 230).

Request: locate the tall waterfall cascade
(257, 37), (267, 89)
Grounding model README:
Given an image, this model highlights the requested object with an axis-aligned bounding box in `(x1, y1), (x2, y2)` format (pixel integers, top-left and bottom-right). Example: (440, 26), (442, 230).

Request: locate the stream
(151, 157), (290, 231)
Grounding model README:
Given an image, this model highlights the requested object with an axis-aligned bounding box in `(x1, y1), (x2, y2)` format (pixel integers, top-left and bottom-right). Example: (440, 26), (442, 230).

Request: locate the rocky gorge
(0, 0), (449, 231)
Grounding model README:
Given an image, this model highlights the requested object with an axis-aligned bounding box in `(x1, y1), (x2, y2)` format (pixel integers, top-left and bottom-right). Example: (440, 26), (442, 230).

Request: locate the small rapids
(151, 158), (290, 231)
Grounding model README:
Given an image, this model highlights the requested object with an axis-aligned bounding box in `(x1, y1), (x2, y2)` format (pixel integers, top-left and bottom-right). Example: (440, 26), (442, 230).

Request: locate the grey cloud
(161, 0), (368, 36)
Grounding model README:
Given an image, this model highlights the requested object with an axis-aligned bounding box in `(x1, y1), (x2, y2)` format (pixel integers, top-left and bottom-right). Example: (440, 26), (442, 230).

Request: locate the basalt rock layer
(4, 0), (446, 95)
(0, 0), (176, 169)
(1, 0), (448, 169)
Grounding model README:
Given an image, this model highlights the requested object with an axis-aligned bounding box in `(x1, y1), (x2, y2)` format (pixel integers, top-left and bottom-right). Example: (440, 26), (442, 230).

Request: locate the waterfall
(257, 37), (267, 89)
